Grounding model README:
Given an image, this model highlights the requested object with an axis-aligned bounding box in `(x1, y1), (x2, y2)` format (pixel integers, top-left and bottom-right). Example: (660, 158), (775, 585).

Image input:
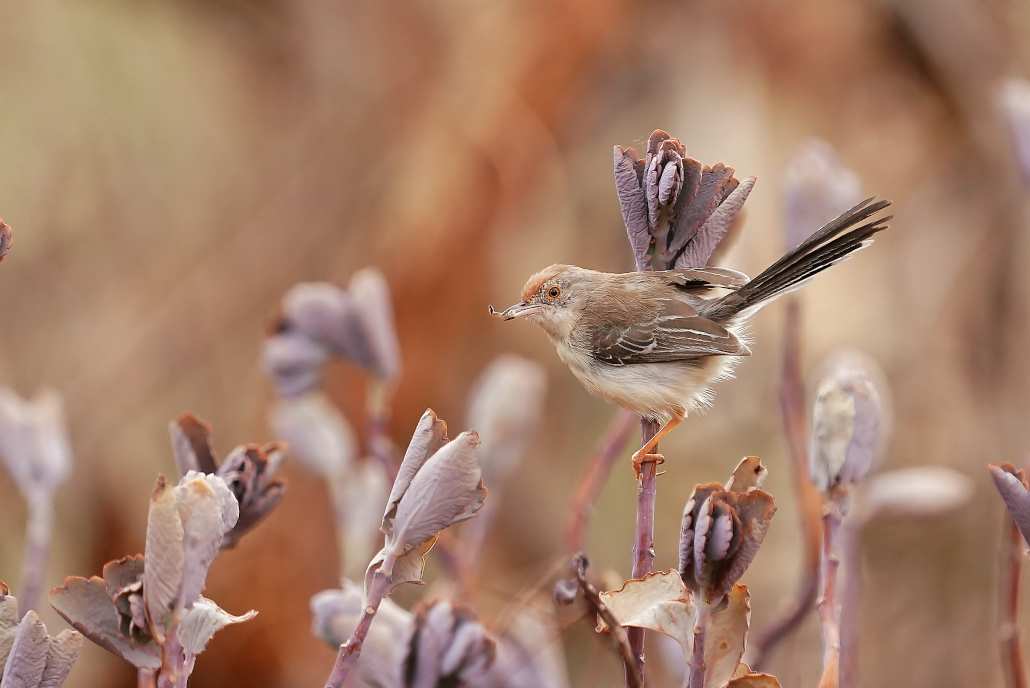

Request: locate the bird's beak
(488, 302), (544, 321)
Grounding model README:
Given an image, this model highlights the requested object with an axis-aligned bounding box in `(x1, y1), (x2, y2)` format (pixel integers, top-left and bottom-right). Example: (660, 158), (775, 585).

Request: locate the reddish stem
(138, 669), (157, 688)
(817, 502), (843, 688)
(18, 498), (53, 617)
(751, 297), (824, 669)
(324, 551), (396, 688)
(627, 418), (659, 687)
(574, 554), (642, 688)
(686, 601), (714, 688)
(1001, 514), (1028, 688)
(565, 409), (637, 553)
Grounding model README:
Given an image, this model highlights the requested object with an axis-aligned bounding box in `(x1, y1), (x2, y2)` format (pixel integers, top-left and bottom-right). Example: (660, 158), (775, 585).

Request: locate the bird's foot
(632, 451), (665, 482)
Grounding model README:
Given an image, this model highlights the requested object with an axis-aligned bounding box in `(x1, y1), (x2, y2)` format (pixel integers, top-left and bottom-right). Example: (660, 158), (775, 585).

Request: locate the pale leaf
(597, 571), (695, 654)
(174, 472), (239, 610)
(48, 576), (161, 669)
(0, 611), (47, 688)
(704, 585), (750, 688)
(363, 537), (439, 606)
(349, 268), (402, 381)
(179, 598), (257, 655)
(143, 476), (184, 641)
(39, 630), (82, 688)
(388, 432), (486, 552)
(383, 410), (448, 535)
(859, 467), (972, 524)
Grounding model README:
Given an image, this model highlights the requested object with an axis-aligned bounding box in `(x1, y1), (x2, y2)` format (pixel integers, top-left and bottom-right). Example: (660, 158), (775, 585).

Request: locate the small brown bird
(491, 198), (891, 469)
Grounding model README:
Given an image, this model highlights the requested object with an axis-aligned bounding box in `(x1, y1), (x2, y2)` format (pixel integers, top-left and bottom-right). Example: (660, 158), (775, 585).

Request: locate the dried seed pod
(613, 130), (755, 271)
(679, 458), (776, 603)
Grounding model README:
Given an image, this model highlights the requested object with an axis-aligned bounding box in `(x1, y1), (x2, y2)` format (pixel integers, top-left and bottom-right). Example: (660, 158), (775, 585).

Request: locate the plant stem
(138, 669), (157, 688)
(565, 409), (636, 553)
(751, 297), (823, 669)
(574, 554), (642, 688)
(157, 622), (188, 688)
(627, 417), (660, 687)
(838, 519), (861, 688)
(686, 600), (713, 688)
(19, 496), (54, 616)
(367, 380), (397, 483)
(817, 502), (843, 688)
(1001, 513), (1028, 688)
(324, 550), (397, 688)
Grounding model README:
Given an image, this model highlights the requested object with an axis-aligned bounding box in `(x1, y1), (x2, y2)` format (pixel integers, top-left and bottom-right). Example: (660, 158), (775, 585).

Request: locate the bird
(489, 197), (892, 471)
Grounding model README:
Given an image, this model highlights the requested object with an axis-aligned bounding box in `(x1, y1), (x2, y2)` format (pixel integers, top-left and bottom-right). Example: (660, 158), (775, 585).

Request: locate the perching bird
(490, 197), (891, 469)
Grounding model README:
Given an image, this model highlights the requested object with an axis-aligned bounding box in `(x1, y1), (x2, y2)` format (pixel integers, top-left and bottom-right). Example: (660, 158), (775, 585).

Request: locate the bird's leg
(631, 416), (682, 464)
(631, 452), (665, 481)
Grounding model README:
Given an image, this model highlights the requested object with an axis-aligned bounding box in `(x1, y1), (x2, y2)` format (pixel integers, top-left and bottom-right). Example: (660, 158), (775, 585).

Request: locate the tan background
(1, 0), (1029, 686)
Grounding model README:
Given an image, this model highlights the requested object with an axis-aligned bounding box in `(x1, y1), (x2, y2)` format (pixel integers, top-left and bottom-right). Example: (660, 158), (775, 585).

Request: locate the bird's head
(490, 264), (588, 340)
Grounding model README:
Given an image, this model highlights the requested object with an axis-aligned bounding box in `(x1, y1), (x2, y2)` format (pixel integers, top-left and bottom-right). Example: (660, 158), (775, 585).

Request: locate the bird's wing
(589, 297), (750, 365)
(663, 267), (750, 290)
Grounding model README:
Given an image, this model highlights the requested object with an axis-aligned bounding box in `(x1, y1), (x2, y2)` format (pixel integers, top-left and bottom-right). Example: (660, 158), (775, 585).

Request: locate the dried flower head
(999, 78), (1030, 183)
(614, 130), (756, 271)
(856, 466), (972, 524)
(0, 602), (82, 688)
(261, 329), (330, 398)
(0, 219), (11, 263)
(679, 458), (776, 604)
(465, 354), (547, 487)
(169, 413), (287, 548)
(0, 387), (72, 501)
(781, 139), (862, 251)
(809, 364), (882, 494)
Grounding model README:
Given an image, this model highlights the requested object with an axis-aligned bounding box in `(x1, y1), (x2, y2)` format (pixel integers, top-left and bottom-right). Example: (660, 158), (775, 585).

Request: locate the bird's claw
(632, 452), (665, 482)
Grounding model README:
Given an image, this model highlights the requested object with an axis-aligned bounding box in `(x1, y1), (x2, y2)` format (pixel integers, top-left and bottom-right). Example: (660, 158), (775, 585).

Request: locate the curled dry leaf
(178, 598), (257, 655)
(0, 388), (72, 501)
(724, 457), (767, 494)
(809, 365), (882, 494)
(597, 571), (695, 655)
(613, 130), (755, 271)
(216, 443), (287, 549)
(857, 466), (973, 525)
(347, 268), (402, 383)
(269, 391), (356, 479)
(0, 595), (18, 671)
(387, 431), (487, 553)
(0, 219), (10, 263)
(261, 329), (330, 398)
(465, 354), (547, 487)
(311, 581), (415, 688)
(38, 628), (82, 688)
(781, 139), (862, 251)
(704, 585), (750, 688)
(49, 575), (161, 669)
(680, 462), (776, 603)
(362, 537), (439, 604)
(382, 409), (448, 536)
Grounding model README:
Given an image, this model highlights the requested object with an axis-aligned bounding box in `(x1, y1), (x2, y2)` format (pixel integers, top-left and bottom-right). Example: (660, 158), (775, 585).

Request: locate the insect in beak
(488, 302), (544, 321)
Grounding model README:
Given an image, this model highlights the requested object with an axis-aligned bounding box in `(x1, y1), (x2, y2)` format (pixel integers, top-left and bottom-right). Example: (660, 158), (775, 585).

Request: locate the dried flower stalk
(571, 554), (641, 688)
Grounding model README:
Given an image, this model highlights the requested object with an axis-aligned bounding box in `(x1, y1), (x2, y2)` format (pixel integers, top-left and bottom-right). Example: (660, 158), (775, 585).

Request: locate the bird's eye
(547, 285), (561, 300)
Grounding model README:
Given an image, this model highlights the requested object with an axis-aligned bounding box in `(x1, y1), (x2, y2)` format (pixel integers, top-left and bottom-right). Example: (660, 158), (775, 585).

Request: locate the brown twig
(573, 553), (642, 688)
(816, 498), (844, 688)
(627, 418), (660, 687)
(565, 409), (637, 553)
(325, 550), (398, 688)
(686, 600), (715, 688)
(1000, 512), (1028, 688)
(751, 297), (823, 669)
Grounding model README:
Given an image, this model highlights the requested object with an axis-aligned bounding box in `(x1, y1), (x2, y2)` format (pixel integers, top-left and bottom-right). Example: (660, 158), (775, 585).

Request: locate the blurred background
(1, 0), (1029, 686)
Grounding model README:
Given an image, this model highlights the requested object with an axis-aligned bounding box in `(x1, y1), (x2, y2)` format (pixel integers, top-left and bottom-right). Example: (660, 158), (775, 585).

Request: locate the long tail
(703, 197), (892, 321)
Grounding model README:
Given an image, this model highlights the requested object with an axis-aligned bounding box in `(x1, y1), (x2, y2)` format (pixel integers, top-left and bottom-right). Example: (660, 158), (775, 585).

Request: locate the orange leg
(631, 416), (683, 464)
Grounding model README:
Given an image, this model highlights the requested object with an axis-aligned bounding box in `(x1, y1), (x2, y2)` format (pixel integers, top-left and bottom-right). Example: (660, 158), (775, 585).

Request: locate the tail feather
(704, 197), (892, 320)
